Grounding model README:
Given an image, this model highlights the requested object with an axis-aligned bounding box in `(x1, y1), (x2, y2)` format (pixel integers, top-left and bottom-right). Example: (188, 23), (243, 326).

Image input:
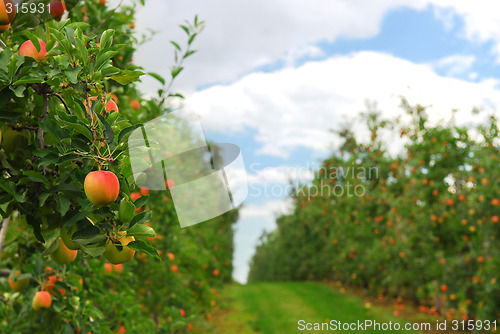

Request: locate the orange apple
(32, 291), (52, 311)
(84, 170), (120, 206)
(50, 238), (78, 264)
(0, 0), (16, 25)
(112, 263), (123, 274)
(19, 40), (47, 61)
(8, 270), (29, 291)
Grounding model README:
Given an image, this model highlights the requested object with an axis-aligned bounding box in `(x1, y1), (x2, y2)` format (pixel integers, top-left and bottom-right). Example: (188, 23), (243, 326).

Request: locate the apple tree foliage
(0, 1), (238, 333)
(249, 101), (500, 322)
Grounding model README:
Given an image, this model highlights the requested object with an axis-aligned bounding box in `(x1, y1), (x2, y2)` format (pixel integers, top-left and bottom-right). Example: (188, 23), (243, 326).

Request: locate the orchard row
(249, 102), (500, 322)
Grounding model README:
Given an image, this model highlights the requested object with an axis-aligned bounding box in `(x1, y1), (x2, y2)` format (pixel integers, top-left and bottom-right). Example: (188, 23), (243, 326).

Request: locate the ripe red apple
(8, 270), (29, 291)
(19, 40), (47, 61)
(440, 284), (447, 292)
(32, 291), (52, 311)
(492, 198), (499, 206)
(84, 170), (120, 206)
(60, 225), (80, 250)
(0, 0), (16, 25)
(43, 275), (60, 295)
(0, 23), (9, 33)
(50, 238), (78, 264)
(85, 96), (119, 115)
(112, 263), (123, 274)
(180, 309), (185, 317)
(104, 234), (135, 264)
(98, 0), (106, 6)
(104, 263), (113, 274)
(49, 1), (66, 21)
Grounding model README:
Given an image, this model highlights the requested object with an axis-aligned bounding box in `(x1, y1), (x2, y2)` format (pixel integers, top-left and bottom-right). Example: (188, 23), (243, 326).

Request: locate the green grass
(199, 282), (419, 333)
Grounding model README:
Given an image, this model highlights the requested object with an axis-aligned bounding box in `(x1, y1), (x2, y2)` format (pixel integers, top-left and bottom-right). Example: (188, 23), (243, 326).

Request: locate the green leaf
(133, 194), (149, 209)
(9, 85), (25, 98)
(55, 194), (71, 216)
(41, 237), (59, 256)
(72, 224), (106, 245)
(64, 122), (93, 141)
(170, 41), (181, 51)
(127, 240), (160, 260)
(39, 193), (51, 207)
(147, 72), (166, 85)
(118, 124), (142, 144)
(12, 77), (43, 86)
(119, 198), (135, 224)
(100, 29), (115, 49)
(94, 51), (118, 72)
(80, 245), (106, 257)
(0, 179), (26, 203)
(109, 70), (145, 85)
(179, 25), (190, 35)
(188, 33), (197, 45)
(65, 66), (82, 84)
(127, 223), (156, 238)
(26, 215), (44, 243)
(101, 66), (120, 77)
(22, 29), (43, 52)
(171, 67), (183, 79)
(129, 210), (151, 227)
(183, 50), (197, 58)
(95, 113), (114, 144)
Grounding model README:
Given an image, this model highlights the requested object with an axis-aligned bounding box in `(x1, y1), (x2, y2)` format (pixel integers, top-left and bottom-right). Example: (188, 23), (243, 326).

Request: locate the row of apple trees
(0, 0), (237, 333)
(248, 101), (500, 322)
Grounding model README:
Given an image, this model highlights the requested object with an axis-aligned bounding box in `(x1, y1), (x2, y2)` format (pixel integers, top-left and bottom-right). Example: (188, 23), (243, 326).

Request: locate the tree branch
(0, 216), (10, 258)
(37, 94), (48, 149)
(50, 93), (72, 114)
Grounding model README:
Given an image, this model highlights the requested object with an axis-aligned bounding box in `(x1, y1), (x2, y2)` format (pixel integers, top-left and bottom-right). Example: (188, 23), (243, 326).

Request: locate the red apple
(32, 291), (52, 311)
(84, 170), (120, 206)
(19, 40), (47, 61)
(112, 263), (123, 274)
(0, 0), (16, 25)
(49, 1), (66, 21)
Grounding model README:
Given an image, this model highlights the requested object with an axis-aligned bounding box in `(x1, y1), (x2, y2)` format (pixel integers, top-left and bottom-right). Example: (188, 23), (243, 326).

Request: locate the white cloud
(429, 0), (500, 61)
(429, 54), (476, 77)
(133, 0), (429, 94)
(188, 51), (500, 158)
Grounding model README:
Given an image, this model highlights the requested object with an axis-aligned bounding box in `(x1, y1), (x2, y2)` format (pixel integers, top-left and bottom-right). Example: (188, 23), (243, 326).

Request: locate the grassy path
(199, 282), (419, 333)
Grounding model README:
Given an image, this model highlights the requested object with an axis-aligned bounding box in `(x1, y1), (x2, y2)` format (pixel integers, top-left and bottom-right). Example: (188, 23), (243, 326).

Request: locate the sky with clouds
(128, 0), (500, 283)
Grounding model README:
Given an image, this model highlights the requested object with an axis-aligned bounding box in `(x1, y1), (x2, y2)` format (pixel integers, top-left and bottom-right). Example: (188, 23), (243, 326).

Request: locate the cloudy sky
(129, 0), (500, 283)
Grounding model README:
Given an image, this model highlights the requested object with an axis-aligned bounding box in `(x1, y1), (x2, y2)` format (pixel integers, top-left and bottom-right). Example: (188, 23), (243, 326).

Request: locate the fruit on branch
(60, 225), (80, 250)
(19, 40), (47, 61)
(98, 0), (106, 6)
(32, 291), (52, 311)
(104, 234), (135, 264)
(49, 1), (66, 21)
(0, 126), (30, 153)
(8, 271), (29, 291)
(84, 96), (119, 118)
(84, 170), (120, 206)
(130, 99), (140, 111)
(43, 275), (60, 295)
(105, 263), (123, 274)
(0, 0), (16, 25)
(50, 238), (78, 264)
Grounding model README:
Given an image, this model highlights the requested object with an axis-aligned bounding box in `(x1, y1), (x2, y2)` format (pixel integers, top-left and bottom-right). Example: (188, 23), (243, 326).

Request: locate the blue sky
(132, 0), (500, 282)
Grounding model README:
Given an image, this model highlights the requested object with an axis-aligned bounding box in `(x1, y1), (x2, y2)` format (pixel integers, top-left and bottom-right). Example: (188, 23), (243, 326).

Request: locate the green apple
(1, 126), (30, 153)
(104, 235), (135, 264)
